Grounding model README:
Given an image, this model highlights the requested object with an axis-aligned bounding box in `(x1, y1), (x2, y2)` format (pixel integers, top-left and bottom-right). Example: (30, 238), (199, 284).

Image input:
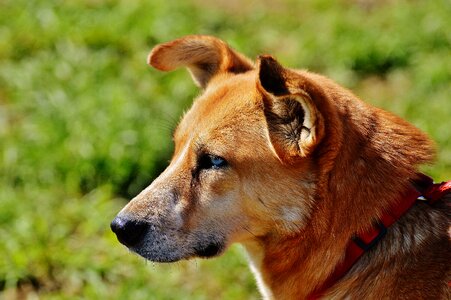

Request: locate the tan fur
(113, 35), (450, 299)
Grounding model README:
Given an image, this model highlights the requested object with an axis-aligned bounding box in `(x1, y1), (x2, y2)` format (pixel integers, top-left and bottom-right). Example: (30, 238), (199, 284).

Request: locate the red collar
(309, 174), (451, 299)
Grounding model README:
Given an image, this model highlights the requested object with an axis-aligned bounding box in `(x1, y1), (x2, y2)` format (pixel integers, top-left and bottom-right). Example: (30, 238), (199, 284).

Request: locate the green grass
(0, 0), (450, 298)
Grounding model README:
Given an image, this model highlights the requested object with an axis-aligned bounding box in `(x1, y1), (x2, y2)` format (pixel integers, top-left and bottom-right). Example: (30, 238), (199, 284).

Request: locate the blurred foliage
(0, 0), (450, 299)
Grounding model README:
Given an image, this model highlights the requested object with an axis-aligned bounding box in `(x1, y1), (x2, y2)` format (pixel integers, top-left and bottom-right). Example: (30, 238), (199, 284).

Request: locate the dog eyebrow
(193, 140), (206, 156)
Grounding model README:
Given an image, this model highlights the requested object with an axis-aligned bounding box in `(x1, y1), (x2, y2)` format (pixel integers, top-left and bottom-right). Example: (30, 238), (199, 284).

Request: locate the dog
(111, 35), (450, 299)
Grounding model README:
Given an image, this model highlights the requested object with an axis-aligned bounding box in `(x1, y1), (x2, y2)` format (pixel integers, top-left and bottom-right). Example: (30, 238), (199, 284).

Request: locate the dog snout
(110, 215), (148, 247)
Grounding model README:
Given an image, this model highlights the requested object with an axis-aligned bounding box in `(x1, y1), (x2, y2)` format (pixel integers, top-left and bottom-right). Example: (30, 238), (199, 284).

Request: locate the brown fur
(112, 35), (450, 299)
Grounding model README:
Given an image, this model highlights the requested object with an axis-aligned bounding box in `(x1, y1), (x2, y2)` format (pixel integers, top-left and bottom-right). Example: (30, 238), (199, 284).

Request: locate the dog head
(111, 35), (329, 262)
(110, 35), (433, 263)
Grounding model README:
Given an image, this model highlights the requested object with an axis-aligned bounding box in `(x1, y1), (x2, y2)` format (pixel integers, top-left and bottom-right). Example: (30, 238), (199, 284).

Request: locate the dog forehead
(175, 71), (261, 143)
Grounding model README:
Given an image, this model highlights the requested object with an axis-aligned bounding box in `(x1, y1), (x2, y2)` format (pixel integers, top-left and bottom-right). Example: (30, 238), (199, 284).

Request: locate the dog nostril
(110, 216), (148, 248)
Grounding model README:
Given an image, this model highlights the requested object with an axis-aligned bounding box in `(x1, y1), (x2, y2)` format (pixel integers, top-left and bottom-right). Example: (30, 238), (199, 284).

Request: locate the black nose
(110, 216), (148, 247)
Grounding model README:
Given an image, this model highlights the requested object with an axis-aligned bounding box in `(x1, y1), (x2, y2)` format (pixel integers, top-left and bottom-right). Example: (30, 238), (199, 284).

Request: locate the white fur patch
(243, 243), (274, 300)
(281, 206), (303, 223)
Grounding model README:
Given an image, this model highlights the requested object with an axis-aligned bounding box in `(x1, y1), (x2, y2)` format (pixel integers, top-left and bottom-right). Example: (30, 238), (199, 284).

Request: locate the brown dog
(111, 35), (450, 299)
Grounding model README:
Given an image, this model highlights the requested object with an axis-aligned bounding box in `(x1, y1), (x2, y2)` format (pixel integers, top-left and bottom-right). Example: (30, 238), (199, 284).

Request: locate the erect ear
(147, 35), (254, 88)
(257, 55), (324, 163)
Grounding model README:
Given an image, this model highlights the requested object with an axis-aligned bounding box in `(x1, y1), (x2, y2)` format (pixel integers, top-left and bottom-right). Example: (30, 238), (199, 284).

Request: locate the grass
(0, 0), (450, 298)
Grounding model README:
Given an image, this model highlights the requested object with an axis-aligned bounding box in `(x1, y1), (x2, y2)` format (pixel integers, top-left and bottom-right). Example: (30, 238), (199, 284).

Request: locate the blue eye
(198, 154), (227, 170)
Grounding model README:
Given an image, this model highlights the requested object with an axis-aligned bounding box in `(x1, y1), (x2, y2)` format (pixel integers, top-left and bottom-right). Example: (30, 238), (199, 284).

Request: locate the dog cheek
(277, 206), (306, 232)
(195, 171), (238, 203)
(211, 175), (239, 195)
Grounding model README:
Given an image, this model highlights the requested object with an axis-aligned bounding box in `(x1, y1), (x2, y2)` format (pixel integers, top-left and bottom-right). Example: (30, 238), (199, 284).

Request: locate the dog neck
(242, 227), (350, 299)
(242, 240), (275, 300)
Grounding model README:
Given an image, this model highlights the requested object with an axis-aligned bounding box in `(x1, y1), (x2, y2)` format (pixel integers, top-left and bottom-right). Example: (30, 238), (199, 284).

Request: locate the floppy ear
(257, 55), (324, 163)
(147, 35), (254, 88)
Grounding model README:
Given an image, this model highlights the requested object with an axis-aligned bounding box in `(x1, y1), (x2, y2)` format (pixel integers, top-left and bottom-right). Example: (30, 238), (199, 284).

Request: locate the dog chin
(131, 241), (225, 263)
(131, 247), (184, 263)
(130, 242), (225, 263)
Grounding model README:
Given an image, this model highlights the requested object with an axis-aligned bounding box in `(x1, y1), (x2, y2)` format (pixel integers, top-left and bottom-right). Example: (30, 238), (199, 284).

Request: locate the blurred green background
(0, 0), (449, 299)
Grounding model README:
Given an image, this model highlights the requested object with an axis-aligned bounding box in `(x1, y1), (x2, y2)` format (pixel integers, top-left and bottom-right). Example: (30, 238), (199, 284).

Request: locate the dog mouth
(193, 242), (224, 258)
(132, 241), (225, 263)
(129, 231), (226, 263)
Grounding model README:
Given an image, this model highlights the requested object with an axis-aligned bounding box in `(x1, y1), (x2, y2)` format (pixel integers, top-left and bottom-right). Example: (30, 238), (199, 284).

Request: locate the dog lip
(193, 242), (224, 258)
